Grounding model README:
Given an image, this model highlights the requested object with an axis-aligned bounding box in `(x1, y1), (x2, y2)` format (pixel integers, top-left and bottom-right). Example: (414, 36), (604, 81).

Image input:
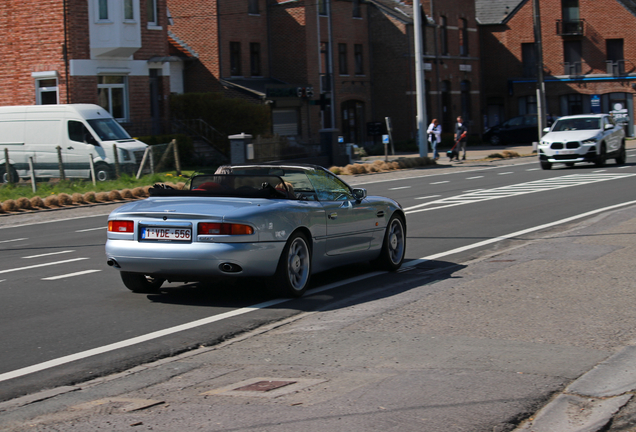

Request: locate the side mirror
(352, 188), (367, 201)
(543, 127), (550, 133)
(604, 123), (614, 130)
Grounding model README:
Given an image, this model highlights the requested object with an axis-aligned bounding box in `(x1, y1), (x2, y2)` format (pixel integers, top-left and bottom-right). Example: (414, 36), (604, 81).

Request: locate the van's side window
(68, 121), (97, 145)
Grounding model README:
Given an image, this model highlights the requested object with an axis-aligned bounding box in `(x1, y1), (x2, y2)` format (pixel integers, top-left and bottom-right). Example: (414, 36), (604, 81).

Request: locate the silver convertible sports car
(105, 164), (406, 297)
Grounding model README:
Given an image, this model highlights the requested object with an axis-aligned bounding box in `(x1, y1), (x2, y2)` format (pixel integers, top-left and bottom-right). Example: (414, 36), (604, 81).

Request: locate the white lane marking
(23, 250), (75, 259)
(498, 172), (514, 175)
(0, 258), (89, 275)
(2, 199), (636, 384)
(466, 176), (484, 179)
(404, 173), (636, 214)
(414, 195), (441, 200)
(430, 181), (449, 185)
(619, 166), (632, 169)
(0, 238), (27, 244)
(42, 270), (102, 280)
(388, 186), (411, 190)
(593, 170), (607, 173)
(76, 227), (107, 233)
(527, 168), (541, 171)
(463, 189), (485, 193)
(404, 199), (636, 268)
(0, 280), (5, 283)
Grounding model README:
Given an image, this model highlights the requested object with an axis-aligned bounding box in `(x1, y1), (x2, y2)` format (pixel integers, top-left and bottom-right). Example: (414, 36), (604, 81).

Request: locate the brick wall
(168, 0), (222, 92)
(0, 0), (66, 105)
(481, 0), (636, 125)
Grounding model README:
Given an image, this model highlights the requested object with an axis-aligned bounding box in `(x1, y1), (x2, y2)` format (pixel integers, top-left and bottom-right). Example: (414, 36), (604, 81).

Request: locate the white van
(0, 104), (148, 182)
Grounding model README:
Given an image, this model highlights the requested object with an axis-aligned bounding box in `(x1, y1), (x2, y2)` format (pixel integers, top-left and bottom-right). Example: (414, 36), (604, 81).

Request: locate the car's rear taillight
(108, 220), (134, 233)
(198, 222), (254, 235)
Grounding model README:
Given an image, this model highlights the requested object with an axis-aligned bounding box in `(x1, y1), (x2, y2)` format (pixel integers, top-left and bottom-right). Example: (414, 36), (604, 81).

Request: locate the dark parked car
(482, 114), (555, 145)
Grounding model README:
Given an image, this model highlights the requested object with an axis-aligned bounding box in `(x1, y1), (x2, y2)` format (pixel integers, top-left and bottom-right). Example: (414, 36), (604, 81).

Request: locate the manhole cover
(234, 380), (297, 392)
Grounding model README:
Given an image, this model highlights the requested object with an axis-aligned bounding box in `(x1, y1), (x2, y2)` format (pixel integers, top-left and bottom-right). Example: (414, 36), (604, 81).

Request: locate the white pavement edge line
(403, 199), (636, 268)
(2, 200), (636, 384)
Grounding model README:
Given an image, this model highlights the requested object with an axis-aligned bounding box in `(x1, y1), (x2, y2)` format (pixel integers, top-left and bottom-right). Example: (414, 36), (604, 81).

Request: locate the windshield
(552, 117), (601, 132)
(87, 118), (132, 141)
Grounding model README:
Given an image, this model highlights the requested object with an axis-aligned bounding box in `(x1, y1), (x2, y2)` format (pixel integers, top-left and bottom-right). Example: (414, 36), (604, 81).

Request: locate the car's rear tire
(540, 161), (552, 170)
(595, 144), (607, 167)
(565, 162), (575, 167)
(372, 214), (406, 271)
(616, 143), (627, 165)
(120, 272), (164, 293)
(274, 231), (311, 297)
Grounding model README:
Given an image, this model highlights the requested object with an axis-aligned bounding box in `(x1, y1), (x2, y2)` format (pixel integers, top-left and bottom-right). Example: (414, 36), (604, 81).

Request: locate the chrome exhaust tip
(107, 258), (120, 268)
(219, 262), (242, 273)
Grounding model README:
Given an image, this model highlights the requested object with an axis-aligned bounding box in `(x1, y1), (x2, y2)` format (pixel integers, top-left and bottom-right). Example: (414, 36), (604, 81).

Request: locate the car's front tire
(372, 214), (406, 271)
(0, 165), (19, 183)
(616, 143), (627, 165)
(94, 162), (113, 182)
(274, 231), (311, 297)
(540, 161), (552, 170)
(120, 272), (164, 293)
(595, 144), (607, 167)
(490, 135), (501, 146)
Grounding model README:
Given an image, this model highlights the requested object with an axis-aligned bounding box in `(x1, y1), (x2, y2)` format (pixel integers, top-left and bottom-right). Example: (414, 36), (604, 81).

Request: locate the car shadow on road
(144, 259), (465, 313)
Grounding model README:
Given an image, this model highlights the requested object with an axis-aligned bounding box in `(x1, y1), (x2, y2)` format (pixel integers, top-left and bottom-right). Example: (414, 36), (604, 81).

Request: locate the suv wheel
(595, 144), (607, 167)
(616, 143), (627, 165)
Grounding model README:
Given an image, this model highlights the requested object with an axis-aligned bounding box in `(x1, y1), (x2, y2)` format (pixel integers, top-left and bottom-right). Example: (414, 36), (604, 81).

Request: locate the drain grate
(234, 380), (297, 392)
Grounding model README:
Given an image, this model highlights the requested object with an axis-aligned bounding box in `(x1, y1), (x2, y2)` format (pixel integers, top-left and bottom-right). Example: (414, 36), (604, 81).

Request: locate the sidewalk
(2, 153), (636, 431)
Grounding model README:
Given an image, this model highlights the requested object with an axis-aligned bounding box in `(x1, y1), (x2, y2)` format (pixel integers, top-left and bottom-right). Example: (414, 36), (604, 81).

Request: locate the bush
(132, 187), (146, 197)
(83, 192), (96, 203)
(329, 166), (342, 175)
(108, 190), (122, 201)
(72, 193), (85, 204)
(44, 195), (59, 207)
(96, 192), (110, 202)
(16, 197), (31, 210)
(120, 189), (134, 199)
(30, 196), (44, 208)
(58, 193), (72, 206)
(2, 200), (17, 212)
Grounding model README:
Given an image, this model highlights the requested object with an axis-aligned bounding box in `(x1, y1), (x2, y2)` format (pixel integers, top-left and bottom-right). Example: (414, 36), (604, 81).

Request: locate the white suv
(538, 114), (626, 170)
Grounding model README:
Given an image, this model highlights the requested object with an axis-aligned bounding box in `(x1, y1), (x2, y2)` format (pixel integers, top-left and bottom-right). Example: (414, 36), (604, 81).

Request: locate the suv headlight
(120, 149), (131, 161)
(582, 137), (598, 145)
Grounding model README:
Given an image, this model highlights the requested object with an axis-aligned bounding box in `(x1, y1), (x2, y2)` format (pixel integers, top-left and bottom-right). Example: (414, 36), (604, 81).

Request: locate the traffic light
(296, 87), (314, 98)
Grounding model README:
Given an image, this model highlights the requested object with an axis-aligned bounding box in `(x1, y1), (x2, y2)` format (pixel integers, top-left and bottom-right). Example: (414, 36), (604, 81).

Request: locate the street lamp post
(413, 0), (428, 157)
(533, 0), (547, 142)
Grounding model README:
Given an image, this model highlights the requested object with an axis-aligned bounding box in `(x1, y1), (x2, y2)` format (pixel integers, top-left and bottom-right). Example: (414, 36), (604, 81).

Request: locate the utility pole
(533, 0), (547, 141)
(413, 0), (428, 157)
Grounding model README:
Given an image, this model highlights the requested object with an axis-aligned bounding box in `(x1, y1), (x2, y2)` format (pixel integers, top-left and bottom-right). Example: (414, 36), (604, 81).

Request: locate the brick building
(478, 0), (636, 137)
(0, 0), (173, 135)
(368, 0), (482, 142)
(168, 0), (375, 148)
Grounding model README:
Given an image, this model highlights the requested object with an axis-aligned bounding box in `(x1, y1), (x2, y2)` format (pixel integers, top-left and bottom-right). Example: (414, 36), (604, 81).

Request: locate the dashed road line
(430, 181), (449, 185)
(42, 270), (102, 280)
(0, 238), (27, 244)
(414, 195), (441, 200)
(0, 258), (89, 275)
(75, 227), (107, 233)
(23, 250), (76, 259)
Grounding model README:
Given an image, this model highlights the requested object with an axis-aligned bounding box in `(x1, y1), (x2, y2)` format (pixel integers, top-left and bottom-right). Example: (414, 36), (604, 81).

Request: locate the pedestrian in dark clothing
(454, 116), (468, 161)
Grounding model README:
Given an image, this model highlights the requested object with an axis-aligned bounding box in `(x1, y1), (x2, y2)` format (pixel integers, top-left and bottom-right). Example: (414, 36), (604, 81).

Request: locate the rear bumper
(105, 239), (285, 278)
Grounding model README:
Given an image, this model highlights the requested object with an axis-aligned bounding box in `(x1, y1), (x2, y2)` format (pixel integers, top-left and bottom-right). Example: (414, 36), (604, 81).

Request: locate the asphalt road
(1, 152), (636, 405)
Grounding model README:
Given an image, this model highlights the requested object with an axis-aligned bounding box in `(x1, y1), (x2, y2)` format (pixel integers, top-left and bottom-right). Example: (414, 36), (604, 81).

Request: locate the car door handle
(328, 212), (338, 220)
(67, 146), (74, 150)
(377, 211), (385, 218)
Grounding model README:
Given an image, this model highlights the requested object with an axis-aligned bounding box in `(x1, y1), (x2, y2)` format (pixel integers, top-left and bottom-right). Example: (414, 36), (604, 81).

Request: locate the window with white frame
(147, 0), (158, 25)
(35, 77), (59, 105)
(97, 76), (128, 121)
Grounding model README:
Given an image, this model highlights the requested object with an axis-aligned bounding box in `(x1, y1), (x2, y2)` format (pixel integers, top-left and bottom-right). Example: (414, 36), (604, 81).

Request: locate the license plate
(142, 227), (191, 241)
(556, 150), (575, 155)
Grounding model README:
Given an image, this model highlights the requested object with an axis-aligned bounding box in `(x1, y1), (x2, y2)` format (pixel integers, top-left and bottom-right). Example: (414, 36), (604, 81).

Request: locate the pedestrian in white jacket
(427, 119), (442, 160)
